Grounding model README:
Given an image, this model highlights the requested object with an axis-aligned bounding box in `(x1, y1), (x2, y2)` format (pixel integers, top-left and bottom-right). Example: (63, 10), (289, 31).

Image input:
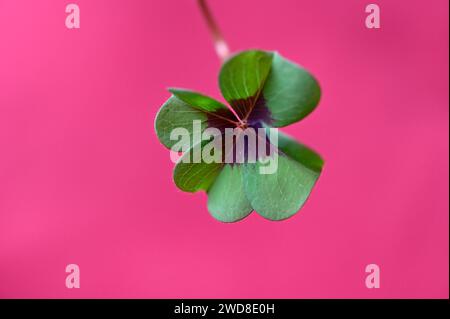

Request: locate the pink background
(0, 0), (448, 298)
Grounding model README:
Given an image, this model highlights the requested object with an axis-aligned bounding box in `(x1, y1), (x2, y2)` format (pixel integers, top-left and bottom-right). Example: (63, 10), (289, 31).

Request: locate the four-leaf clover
(155, 50), (324, 222)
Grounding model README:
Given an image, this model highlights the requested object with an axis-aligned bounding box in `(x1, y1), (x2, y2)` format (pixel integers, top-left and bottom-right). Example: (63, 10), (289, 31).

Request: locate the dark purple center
(205, 94), (276, 163)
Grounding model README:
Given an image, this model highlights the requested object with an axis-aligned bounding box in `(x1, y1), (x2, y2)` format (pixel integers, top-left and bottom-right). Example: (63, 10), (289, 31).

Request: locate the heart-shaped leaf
(219, 50), (321, 127)
(242, 132), (323, 220)
(263, 53), (321, 127)
(219, 50), (273, 120)
(207, 164), (253, 222)
(155, 90), (236, 150)
(173, 139), (223, 192)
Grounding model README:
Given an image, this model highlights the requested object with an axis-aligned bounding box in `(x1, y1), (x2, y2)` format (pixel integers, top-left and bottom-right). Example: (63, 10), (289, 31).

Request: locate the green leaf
(219, 50), (273, 118)
(218, 50), (320, 127)
(243, 134), (323, 220)
(173, 141), (223, 192)
(168, 88), (228, 112)
(207, 164), (253, 222)
(276, 132), (324, 173)
(154, 96), (208, 149)
(263, 53), (321, 127)
(155, 90), (236, 150)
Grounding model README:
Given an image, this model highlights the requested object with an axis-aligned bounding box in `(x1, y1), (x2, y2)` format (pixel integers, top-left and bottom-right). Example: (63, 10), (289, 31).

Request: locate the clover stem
(197, 0), (245, 126)
(198, 0), (230, 62)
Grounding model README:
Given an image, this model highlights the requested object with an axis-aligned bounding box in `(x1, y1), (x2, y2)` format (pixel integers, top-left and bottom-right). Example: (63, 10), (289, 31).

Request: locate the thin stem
(197, 0), (245, 126)
(197, 0), (230, 62)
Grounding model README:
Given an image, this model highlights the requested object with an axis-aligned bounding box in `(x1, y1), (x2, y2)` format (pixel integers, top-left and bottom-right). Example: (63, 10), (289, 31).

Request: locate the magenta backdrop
(0, 0), (448, 298)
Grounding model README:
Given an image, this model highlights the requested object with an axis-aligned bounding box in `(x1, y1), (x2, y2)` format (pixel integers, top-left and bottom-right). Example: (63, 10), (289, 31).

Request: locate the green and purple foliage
(155, 50), (324, 222)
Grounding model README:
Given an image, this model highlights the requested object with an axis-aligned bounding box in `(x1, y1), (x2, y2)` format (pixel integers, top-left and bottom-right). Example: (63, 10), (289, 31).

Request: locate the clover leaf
(154, 50), (324, 222)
